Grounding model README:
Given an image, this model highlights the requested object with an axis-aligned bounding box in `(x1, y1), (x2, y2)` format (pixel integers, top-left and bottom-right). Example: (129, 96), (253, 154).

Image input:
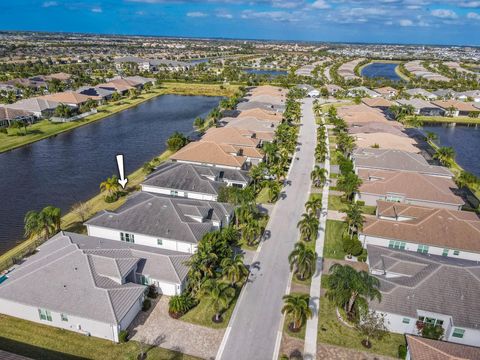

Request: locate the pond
(361, 62), (401, 81)
(0, 94), (222, 254)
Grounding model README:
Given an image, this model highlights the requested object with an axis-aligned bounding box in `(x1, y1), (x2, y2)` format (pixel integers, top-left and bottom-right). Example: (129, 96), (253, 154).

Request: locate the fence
(50, 109), (98, 123)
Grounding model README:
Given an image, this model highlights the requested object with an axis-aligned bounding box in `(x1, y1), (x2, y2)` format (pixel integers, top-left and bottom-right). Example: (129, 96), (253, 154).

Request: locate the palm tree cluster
(326, 264), (381, 321)
(283, 91), (303, 123)
(24, 206), (62, 241)
(388, 104), (415, 123)
(433, 146), (455, 166)
(282, 294), (313, 332)
(315, 125), (328, 163)
(99, 175), (122, 202)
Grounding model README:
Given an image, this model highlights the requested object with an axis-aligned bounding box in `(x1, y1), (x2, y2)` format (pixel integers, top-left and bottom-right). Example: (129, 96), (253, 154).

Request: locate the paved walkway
(327, 210), (346, 221)
(130, 297), (224, 360)
(304, 110), (331, 359)
(216, 98), (317, 360)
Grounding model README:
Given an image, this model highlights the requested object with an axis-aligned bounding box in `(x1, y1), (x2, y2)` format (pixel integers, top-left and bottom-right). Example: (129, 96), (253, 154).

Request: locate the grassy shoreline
(415, 115), (480, 125)
(0, 83), (238, 154)
(356, 59), (410, 82)
(0, 83), (237, 270)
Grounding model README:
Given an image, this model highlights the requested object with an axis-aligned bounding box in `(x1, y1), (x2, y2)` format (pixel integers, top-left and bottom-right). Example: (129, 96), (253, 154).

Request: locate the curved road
(216, 98), (317, 360)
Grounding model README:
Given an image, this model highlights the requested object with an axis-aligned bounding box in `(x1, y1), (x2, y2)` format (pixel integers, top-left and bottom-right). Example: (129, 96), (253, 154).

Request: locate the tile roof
(363, 201), (480, 252)
(0, 106), (34, 120)
(348, 121), (406, 136)
(5, 97), (60, 113)
(431, 100), (480, 112)
(358, 169), (463, 207)
(367, 245), (480, 329)
(406, 334), (480, 359)
(142, 162), (249, 196)
(171, 141), (247, 168)
(39, 91), (94, 105)
(202, 127), (261, 148)
(353, 132), (421, 153)
(86, 192), (233, 244)
(238, 108), (284, 122)
(361, 97), (394, 108)
(337, 104), (391, 124)
(353, 148), (453, 178)
(397, 98), (442, 110)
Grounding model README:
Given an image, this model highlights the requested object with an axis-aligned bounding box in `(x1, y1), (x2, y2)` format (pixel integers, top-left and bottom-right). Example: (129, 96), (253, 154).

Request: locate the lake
(361, 62), (401, 81)
(0, 95), (222, 254)
(243, 69), (287, 77)
(421, 123), (480, 177)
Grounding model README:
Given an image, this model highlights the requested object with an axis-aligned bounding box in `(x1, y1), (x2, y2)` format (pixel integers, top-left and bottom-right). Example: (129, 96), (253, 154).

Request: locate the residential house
(367, 245), (480, 347)
(432, 100), (480, 117)
(0, 231), (174, 343)
(396, 99), (445, 116)
(244, 94), (285, 106)
(348, 122), (406, 137)
(337, 104), (391, 125)
(361, 97), (394, 111)
(456, 90), (480, 103)
(352, 148), (453, 178)
(85, 192), (233, 253)
(114, 56), (192, 72)
(405, 88), (438, 100)
(374, 86), (398, 99)
(347, 86), (380, 98)
(76, 86), (115, 101)
(360, 200), (479, 260)
(0, 107), (35, 128)
(405, 335), (480, 359)
(39, 91), (95, 108)
(353, 133), (420, 153)
(223, 117), (277, 141)
(237, 108), (283, 122)
(201, 127), (263, 148)
(4, 97), (60, 118)
(236, 100), (285, 113)
(325, 84), (343, 96)
(432, 89), (455, 100)
(356, 169), (463, 210)
(141, 162), (250, 201)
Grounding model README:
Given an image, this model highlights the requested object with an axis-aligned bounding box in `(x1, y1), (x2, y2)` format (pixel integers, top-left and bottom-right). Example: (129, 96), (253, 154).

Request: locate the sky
(1, 0), (480, 46)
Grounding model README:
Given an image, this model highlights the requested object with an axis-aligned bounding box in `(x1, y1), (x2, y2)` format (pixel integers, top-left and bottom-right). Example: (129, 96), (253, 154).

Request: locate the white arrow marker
(116, 154), (128, 189)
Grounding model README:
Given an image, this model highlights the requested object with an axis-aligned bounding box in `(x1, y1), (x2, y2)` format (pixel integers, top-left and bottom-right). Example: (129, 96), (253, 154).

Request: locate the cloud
(187, 11), (208, 17)
(241, 9), (303, 22)
(467, 11), (480, 19)
(42, 1), (58, 7)
(399, 19), (413, 26)
(216, 10), (233, 19)
(91, 7), (102, 13)
(459, 1), (480, 8)
(431, 9), (458, 19)
(311, 0), (330, 9)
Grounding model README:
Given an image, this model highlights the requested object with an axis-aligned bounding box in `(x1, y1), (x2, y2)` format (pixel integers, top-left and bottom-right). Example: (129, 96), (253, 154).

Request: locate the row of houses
(0, 85), (286, 343)
(336, 101), (480, 347)
(114, 56), (195, 73)
(0, 72), (73, 94)
(0, 76), (154, 127)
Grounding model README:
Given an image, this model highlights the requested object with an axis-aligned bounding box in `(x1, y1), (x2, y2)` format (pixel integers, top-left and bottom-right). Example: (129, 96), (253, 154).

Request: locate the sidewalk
(303, 110), (331, 359)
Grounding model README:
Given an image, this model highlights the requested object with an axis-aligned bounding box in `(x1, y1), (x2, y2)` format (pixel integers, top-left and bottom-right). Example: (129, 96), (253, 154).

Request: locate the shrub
(142, 299), (151, 312)
(398, 344), (407, 359)
(356, 200), (365, 206)
(166, 131), (188, 152)
(119, 330), (128, 343)
(104, 194), (119, 203)
(168, 294), (196, 318)
(0, 128), (7, 134)
(343, 235), (363, 257)
(147, 284), (158, 299)
(357, 249), (368, 262)
(143, 162), (154, 174)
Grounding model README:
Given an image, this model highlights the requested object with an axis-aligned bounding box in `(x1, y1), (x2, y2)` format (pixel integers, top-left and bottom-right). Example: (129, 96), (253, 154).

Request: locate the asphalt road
(216, 98), (317, 360)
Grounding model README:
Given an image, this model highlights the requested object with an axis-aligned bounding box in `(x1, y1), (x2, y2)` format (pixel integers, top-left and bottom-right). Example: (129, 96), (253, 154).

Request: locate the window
(417, 244), (429, 254)
(388, 240), (406, 250)
(141, 275), (150, 285)
(386, 195), (402, 203)
(418, 316), (444, 327)
(157, 239), (163, 246)
(452, 328), (465, 338)
(453, 250), (460, 256)
(61, 313), (68, 322)
(120, 232), (135, 243)
(402, 318), (410, 324)
(170, 190), (178, 196)
(442, 248), (449, 257)
(38, 309), (52, 322)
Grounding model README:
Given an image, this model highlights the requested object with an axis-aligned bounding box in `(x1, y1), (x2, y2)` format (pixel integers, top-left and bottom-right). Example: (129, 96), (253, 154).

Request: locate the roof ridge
(408, 336), (466, 360)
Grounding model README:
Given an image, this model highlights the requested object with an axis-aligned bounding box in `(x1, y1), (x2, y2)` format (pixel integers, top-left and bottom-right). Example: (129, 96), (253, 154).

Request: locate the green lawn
(318, 298), (406, 359)
(0, 83), (238, 154)
(323, 220), (347, 260)
(180, 286), (241, 329)
(0, 314), (198, 360)
(413, 115), (480, 125)
(328, 195), (376, 215)
(255, 187), (271, 204)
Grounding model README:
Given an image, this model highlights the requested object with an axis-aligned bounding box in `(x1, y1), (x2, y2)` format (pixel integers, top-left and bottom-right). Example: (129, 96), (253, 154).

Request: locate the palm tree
(345, 202), (364, 238)
(326, 264), (381, 318)
(305, 197), (322, 216)
(311, 166), (328, 188)
(100, 175), (121, 197)
(263, 142), (278, 165)
(433, 146), (455, 165)
(249, 165), (264, 192)
(425, 131), (438, 142)
(201, 279), (235, 322)
(242, 217), (262, 246)
(297, 212), (319, 242)
(455, 170), (478, 189)
(24, 206), (61, 240)
(221, 254), (249, 286)
(281, 294), (313, 331)
(267, 181), (282, 202)
(289, 242), (317, 280)
(337, 173), (362, 201)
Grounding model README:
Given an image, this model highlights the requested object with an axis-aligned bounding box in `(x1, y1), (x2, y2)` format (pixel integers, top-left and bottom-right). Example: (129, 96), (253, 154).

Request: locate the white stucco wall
(173, 159), (241, 170)
(0, 298), (120, 342)
(360, 234), (480, 262)
(140, 184), (217, 201)
(86, 225), (197, 254)
(119, 296), (143, 331)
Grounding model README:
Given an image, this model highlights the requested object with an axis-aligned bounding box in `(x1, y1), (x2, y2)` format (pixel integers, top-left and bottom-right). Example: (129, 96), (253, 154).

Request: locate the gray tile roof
(142, 162), (249, 196)
(368, 245), (480, 329)
(352, 148), (453, 177)
(86, 192), (233, 244)
(0, 232), (190, 325)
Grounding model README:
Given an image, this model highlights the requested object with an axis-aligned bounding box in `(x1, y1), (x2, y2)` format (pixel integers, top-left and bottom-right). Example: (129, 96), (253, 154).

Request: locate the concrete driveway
(216, 98), (317, 360)
(129, 296), (224, 360)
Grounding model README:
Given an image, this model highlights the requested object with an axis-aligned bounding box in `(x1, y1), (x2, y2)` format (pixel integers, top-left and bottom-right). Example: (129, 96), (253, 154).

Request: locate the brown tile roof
(45, 72), (72, 81)
(248, 85), (287, 97)
(406, 334), (480, 360)
(353, 132), (420, 153)
(39, 91), (96, 105)
(361, 97), (394, 108)
(170, 141), (246, 168)
(223, 116), (278, 135)
(348, 121), (406, 136)
(358, 169), (463, 206)
(97, 81), (134, 92)
(238, 108), (283, 122)
(337, 104), (391, 124)
(432, 100), (480, 112)
(374, 86), (397, 95)
(201, 127), (261, 148)
(364, 201), (480, 252)
(0, 106), (34, 120)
